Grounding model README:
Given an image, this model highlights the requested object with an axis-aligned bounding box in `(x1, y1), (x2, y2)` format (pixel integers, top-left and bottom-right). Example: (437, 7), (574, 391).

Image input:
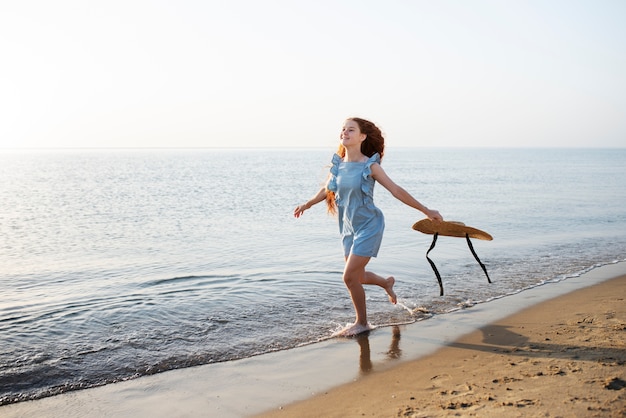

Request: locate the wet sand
(2, 263), (625, 417)
(258, 272), (626, 417)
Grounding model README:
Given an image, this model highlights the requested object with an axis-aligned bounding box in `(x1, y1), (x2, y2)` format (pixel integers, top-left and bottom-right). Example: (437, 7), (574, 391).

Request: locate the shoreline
(258, 267), (626, 417)
(1, 262), (625, 417)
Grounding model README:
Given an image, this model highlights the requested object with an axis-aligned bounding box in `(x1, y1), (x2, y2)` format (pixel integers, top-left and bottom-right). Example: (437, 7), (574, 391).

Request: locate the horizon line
(2, 145), (625, 151)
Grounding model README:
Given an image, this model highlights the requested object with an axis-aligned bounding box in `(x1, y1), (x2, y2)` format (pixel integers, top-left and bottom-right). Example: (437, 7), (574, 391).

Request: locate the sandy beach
(259, 274), (626, 417)
(1, 263), (625, 418)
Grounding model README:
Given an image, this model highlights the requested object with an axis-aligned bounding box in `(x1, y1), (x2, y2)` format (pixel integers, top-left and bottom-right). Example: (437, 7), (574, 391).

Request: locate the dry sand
(258, 275), (626, 417)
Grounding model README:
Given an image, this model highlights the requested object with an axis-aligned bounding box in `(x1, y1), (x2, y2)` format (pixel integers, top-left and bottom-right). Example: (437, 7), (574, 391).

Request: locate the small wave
(141, 274), (237, 288)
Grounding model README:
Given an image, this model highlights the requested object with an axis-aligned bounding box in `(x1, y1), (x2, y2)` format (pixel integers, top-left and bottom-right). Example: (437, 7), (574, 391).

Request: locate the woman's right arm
(294, 187), (327, 218)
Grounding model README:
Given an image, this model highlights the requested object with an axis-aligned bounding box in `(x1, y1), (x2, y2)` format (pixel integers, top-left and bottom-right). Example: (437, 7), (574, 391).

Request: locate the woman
(294, 117), (443, 336)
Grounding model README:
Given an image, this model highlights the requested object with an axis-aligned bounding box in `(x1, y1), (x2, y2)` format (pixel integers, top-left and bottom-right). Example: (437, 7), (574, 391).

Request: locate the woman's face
(340, 120), (366, 147)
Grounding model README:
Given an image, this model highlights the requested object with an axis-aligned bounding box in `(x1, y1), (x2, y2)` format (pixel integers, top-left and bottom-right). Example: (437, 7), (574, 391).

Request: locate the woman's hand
(294, 204), (308, 218)
(294, 188), (327, 218)
(426, 208), (443, 222)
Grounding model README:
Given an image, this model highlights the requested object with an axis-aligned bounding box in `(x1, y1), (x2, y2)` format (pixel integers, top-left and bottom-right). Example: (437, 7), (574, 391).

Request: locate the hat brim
(412, 219), (493, 241)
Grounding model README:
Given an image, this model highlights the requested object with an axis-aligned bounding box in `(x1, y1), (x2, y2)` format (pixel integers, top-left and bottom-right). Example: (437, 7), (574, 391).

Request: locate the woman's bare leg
(341, 254), (372, 335)
(362, 271), (397, 304)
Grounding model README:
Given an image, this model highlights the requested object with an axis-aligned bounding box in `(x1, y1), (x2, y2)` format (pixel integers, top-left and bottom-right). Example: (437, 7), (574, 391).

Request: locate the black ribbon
(465, 233), (492, 284)
(424, 232), (491, 296)
(425, 232), (444, 296)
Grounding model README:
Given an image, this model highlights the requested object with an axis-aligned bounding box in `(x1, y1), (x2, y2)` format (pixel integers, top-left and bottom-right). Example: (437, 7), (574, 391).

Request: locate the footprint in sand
(430, 374), (452, 388)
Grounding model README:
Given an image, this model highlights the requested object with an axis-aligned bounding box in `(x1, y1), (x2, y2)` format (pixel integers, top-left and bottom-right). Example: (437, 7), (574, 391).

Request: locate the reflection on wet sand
(356, 326), (402, 375)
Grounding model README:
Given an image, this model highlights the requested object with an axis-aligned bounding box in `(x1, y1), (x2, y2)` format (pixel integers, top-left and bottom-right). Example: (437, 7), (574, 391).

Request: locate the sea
(1, 147), (625, 405)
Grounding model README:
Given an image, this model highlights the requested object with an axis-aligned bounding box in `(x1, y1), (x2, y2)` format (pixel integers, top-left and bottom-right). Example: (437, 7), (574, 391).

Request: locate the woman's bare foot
(385, 276), (397, 304)
(333, 322), (373, 337)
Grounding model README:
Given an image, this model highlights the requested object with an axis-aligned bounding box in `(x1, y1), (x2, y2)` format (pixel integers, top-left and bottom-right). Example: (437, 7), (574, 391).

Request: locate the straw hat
(412, 218), (493, 296)
(412, 219), (493, 241)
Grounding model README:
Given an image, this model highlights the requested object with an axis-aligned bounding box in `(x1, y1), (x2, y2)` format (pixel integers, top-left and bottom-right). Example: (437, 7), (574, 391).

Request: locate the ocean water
(1, 147), (625, 405)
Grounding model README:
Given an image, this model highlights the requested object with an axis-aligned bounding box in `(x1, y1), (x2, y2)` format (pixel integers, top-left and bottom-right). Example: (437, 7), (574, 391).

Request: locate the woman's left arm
(371, 163), (443, 221)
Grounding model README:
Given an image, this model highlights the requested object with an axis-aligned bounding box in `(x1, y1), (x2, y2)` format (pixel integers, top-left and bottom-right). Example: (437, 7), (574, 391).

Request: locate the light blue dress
(327, 153), (385, 258)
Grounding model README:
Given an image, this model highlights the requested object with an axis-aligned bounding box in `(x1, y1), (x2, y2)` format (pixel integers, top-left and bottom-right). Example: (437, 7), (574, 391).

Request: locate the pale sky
(1, 0), (625, 149)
